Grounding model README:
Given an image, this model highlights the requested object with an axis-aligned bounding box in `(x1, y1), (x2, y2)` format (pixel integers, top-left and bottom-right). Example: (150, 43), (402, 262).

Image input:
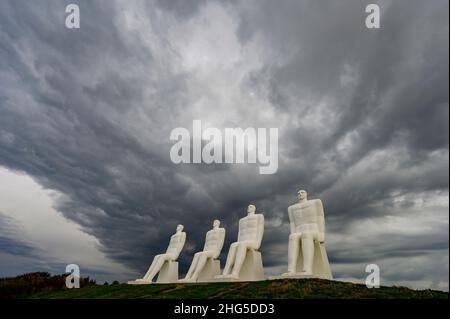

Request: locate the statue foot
(300, 270), (313, 276)
(281, 271), (296, 277)
(132, 278), (152, 284)
(179, 278), (196, 283)
(215, 274), (238, 279)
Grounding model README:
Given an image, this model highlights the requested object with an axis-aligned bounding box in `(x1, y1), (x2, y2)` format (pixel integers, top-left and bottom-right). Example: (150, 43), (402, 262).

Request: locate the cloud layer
(0, 0), (448, 289)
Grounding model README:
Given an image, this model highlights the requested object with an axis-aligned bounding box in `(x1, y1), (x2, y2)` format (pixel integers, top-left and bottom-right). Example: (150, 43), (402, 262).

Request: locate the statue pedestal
(271, 242), (333, 280)
(127, 279), (150, 285)
(240, 250), (265, 281)
(297, 242), (332, 280)
(197, 259), (221, 282)
(156, 260), (179, 283)
(268, 274), (315, 280)
(127, 260), (179, 284)
(214, 250), (265, 282)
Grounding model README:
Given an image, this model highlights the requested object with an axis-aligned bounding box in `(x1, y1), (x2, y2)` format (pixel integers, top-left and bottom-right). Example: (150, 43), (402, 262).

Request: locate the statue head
(176, 224), (184, 232)
(213, 219), (220, 228)
(297, 189), (308, 201)
(247, 204), (256, 215)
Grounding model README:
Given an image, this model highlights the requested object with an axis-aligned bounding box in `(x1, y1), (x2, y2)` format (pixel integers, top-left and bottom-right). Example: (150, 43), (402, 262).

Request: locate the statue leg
(301, 234), (314, 275)
(191, 252), (211, 281)
(287, 233), (301, 274)
(223, 242), (238, 275)
(231, 243), (248, 278)
(142, 254), (160, 280)
(184, 252), (201, 280)
(144, 254), (168, 281)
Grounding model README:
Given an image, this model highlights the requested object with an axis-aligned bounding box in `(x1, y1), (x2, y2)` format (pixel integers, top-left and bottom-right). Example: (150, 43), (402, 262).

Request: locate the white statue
(131, 224), (186, 284)
(179, 220), (225, 283)
(282, 190), (332, 279)
(215, 204), (265, 281)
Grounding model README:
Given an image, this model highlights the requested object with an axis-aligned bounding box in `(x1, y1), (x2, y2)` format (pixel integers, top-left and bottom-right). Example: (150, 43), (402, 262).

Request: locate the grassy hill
(0, 272), (96, 299)
(30, 278), (448, 299)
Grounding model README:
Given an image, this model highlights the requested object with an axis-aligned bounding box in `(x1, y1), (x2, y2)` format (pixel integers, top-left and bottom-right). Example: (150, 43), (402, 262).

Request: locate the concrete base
(127, 260), (179, 284)
(127, 279), (152, 285)
(272, 242), (333, 280)
(214, 250), (265, 282)
(296, 242), (333, 280)
(156, 260), (179, 283)
(197, 259), (221, 283)
(268, 274), (326, 280)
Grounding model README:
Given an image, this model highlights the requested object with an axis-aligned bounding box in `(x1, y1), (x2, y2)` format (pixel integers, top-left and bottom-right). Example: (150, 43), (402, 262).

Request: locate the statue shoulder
(209, 228), (225, 235)
(312, 199), (324, 214)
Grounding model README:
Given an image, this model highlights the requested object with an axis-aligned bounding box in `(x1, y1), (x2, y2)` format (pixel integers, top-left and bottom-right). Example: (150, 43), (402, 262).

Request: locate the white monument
(214, 205), (265, 282)
(280, 190), (333, 279)
(128, 224), (186, 284)
(179, 220), (225, 283)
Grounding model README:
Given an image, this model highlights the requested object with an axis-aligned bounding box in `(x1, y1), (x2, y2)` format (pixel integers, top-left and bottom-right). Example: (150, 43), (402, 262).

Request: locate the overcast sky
(0, 0), (448, 290)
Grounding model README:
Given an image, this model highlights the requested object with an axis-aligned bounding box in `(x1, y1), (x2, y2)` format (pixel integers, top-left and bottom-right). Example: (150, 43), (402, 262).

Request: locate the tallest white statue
(281, 190), (333, 279)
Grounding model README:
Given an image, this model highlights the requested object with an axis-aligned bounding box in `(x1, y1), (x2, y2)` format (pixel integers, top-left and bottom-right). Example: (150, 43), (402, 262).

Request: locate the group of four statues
(128, 190), (332, 284)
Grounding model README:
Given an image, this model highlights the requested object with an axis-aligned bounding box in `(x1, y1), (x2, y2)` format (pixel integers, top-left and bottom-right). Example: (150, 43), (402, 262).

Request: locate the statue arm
(254, 215), (264, 250)
(214, 229), (225, 259)
(288, 206), (295, 234)
(165, 236), (174, 254)
(203, 231), (210, 252)
(316, 200), (325, 243)
(237, 219), (242, 242)
(175, 232), (186, 259)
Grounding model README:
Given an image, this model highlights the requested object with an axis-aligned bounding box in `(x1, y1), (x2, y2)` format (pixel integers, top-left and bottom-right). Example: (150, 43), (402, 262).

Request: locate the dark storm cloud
(0, 213), (37, 256)
(0, 0), (448, 289)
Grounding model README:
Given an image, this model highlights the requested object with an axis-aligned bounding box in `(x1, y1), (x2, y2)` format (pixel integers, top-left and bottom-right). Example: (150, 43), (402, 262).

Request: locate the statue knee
(238, 243), (248, 252)
(301, 232), (313, 240)
(168, 253), (177, 260)
(230, 242), (239, 249)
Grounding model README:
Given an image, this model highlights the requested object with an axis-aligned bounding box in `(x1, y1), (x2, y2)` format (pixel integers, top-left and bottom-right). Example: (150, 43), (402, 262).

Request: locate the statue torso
(166, 232), (185, 254)
(289, 200), (320, 233)
(238, 214), (260, 242)
(204, 228), (223, 252)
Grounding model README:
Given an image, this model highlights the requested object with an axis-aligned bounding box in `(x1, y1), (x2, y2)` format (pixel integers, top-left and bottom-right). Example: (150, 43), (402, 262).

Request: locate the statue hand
(318, 233), (325, 243)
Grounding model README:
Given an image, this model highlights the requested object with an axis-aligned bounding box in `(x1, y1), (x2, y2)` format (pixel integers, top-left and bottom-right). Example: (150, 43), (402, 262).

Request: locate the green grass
(30, 279), (448, 299)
